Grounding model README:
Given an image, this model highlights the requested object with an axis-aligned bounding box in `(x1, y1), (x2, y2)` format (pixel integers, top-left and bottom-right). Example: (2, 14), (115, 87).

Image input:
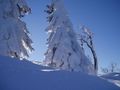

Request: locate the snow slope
(101, 73), (120, 87)
(0, 55), (120, 90)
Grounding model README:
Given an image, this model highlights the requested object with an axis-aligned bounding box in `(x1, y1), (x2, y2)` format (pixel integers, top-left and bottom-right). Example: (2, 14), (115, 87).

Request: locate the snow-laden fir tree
(44, 0), (95, 74)
(0, 0), (33, 59)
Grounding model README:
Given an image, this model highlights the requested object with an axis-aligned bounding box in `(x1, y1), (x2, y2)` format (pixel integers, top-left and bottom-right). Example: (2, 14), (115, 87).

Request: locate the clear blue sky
(24, 0), (120, 70)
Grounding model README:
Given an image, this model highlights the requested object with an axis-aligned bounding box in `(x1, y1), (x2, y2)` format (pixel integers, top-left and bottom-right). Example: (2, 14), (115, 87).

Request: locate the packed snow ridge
(0, 55), (120, 90)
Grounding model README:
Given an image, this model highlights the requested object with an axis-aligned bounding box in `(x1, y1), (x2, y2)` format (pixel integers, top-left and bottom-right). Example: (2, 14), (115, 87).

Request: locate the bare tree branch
(78, 25), (98, 74)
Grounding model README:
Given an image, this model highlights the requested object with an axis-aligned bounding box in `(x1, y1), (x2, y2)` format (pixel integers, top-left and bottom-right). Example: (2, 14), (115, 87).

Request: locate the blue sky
(24, 0), (120, 70)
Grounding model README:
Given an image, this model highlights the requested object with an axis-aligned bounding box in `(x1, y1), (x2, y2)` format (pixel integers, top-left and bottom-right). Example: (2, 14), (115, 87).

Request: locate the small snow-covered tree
(44, 0), (95, 74)
(0, 0), (33, 59)
(79, 25), (98, 74)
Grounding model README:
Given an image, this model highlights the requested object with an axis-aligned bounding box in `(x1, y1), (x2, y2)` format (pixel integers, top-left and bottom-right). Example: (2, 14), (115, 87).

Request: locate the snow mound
(0, 55), (120, 90)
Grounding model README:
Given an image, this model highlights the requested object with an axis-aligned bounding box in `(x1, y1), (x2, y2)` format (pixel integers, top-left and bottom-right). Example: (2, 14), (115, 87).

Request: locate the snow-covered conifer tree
(0, 0), (33, 59)
(44, 0), (95, 74)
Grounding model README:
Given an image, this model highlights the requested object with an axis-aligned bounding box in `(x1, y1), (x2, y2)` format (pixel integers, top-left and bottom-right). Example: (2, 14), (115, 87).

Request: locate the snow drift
(101, 73), (120, 87)
(0, 55), (120, 90)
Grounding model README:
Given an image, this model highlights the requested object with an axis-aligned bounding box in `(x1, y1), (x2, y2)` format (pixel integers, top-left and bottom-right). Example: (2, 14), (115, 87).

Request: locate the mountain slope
(0, 55), (119, 90)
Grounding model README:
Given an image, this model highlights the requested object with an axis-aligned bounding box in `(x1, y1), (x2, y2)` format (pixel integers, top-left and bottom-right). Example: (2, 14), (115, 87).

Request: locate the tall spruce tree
(0, 0), (33, 59)
(44, 0), (95, 74)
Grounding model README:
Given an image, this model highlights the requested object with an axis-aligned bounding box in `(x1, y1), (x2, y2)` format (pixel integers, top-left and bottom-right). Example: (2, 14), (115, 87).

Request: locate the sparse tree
(101, 63), (120, 74)
(101, 68), (109, 74)
(78, 25), (98, 74)
(110, 63), (117, 73)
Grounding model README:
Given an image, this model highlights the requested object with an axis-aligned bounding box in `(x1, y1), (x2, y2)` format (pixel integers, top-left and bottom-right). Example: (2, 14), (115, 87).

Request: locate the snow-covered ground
(0, 55), (120, 90)
(101, 73), (120, 87)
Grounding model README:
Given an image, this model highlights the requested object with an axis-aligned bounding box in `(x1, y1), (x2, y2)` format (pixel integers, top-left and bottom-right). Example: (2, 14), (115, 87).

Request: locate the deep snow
(0, 55), (120, 90)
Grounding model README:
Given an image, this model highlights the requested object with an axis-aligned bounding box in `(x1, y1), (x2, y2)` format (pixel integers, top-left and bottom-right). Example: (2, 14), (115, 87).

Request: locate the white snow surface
(101, 73), (120, 87)
(0, 55), (120, 90)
